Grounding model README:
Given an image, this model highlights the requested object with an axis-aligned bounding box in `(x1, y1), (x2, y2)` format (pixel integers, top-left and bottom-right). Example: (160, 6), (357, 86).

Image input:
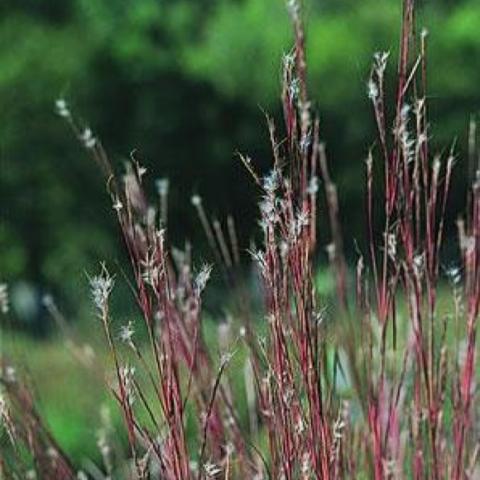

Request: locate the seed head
(387, 233), (397, 260)
(288, 77), (300, 100)
(191, 194), (202, 207)
(373, 51), (390, 76)
(249, 249), (267, 277)
(307, 176), (319, 195)
(81, 128), (96, 149)
(89, 266), (114, 315)
(112, 198), (123, 212)
(194, 263), (213, 295)
(137, 165), (147, 178)
(0, 284), (9, 314)
(120, 364), (136, 405)
(445, 265), (462, 286)
(119, 321), (135, 346)
(203, 462), (221, 478)
(263, 169), (280, 193)
(55, 98), (70, 118)
(367, 79), (379, 101)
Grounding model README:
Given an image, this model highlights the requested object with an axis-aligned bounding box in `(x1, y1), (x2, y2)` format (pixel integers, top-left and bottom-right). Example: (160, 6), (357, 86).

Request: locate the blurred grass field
(1, 308), (260, 466)
(1, 271), (465, 467)
(1, 327), (114, 462)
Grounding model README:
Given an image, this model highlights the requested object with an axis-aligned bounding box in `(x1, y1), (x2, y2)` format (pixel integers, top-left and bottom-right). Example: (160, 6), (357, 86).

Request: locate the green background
(1, 0), (479, 315)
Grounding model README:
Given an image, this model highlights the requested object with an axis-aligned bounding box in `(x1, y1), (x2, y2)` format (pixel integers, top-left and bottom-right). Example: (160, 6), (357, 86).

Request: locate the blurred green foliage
(1, 0), (479, 323)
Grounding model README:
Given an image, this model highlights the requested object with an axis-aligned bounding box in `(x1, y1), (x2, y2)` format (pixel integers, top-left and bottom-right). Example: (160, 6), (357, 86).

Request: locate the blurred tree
(0, 0), (75, 23)
(0, 0), (479, 329)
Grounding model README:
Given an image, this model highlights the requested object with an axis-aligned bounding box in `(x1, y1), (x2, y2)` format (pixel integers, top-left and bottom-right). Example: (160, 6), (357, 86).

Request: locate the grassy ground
(1, 327), (116, 464)
(1, 312), (254, 466)
(0, 277), (463, 469)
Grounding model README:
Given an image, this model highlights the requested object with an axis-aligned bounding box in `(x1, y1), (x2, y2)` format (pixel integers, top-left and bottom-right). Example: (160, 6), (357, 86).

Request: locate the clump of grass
(1, 0), (479, 478)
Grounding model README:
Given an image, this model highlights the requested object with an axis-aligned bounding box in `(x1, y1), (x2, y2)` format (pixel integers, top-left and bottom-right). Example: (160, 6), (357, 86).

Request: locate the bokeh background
(1, 0), (480, 463)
